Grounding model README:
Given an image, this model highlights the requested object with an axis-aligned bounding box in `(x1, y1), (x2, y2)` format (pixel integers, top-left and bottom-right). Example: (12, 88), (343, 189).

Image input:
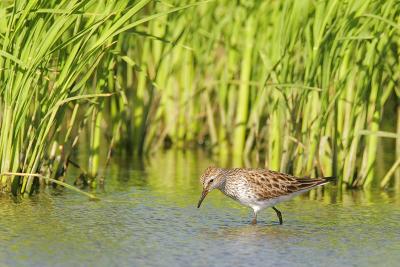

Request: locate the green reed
(0, 0), (165, 196)
(0, 0), (399, 196)
(113, 0), (399, 189)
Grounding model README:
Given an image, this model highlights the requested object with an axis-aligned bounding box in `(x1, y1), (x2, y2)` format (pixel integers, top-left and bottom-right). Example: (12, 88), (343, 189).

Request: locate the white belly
(237, 188), (311, 213)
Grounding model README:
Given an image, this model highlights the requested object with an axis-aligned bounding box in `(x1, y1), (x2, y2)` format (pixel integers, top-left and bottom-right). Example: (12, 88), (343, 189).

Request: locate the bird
(197, 166), (335, 225)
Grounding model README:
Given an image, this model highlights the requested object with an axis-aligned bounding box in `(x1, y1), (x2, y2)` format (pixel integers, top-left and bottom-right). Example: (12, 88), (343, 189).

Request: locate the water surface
(0, 152), (399, 266)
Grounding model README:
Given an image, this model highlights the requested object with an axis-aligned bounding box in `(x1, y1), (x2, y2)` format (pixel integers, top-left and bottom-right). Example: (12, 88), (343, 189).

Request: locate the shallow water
(0, 152), (399, 267)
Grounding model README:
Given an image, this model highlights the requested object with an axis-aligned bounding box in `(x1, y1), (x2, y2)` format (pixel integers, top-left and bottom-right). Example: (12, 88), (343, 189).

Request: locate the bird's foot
(272, 206), (283, 225)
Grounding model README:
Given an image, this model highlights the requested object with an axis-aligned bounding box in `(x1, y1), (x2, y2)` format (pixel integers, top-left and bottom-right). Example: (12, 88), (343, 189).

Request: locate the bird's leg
(251, 211), (257, 225)
(272, 206), (283, 225)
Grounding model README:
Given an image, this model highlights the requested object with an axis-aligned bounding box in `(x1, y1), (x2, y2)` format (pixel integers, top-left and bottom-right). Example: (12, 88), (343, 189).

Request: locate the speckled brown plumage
(198, 166), (335, 225)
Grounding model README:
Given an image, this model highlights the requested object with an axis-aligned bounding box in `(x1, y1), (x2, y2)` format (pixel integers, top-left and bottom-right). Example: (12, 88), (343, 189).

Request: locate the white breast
(222, 179), (257, 206)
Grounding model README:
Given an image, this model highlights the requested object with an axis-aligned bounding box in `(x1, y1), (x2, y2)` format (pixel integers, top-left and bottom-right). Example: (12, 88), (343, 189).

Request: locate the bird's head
(197, 166), (226, 208)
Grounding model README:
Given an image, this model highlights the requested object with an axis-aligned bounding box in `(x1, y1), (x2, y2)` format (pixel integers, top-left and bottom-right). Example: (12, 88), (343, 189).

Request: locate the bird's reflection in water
(200, 221), (298, 242)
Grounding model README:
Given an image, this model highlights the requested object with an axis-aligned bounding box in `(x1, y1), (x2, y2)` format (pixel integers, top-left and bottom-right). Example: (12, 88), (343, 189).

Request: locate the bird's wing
(245, 169), (330, 200)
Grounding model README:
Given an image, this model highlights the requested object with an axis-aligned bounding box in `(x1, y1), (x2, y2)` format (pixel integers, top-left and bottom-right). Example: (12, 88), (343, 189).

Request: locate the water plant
(0, 0), (168, 195)
(115, 0), (399, 189)
(0, 0), (399, 196)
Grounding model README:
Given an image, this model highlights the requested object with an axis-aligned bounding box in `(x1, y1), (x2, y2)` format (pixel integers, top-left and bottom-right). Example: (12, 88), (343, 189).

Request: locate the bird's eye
(209, 179), (214, 184)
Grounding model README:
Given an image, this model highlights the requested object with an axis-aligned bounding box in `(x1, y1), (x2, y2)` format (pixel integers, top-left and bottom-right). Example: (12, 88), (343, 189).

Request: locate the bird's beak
(197, 189), (209, 208)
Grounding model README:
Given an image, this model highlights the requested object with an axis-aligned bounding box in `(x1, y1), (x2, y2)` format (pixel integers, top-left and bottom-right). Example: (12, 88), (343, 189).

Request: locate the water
(0, 152), (399, 267)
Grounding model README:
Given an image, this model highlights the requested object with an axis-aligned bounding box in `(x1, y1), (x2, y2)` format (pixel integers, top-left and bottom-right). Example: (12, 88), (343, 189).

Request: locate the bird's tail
(321, 176), (337, 185)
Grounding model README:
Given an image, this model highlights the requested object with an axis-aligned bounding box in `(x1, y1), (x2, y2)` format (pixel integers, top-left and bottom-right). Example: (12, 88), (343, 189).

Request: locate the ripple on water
(0, 168), (399, 267)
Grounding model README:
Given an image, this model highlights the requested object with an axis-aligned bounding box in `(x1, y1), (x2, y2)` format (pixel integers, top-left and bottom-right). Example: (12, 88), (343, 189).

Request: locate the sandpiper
(197, 167), (335, 225)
